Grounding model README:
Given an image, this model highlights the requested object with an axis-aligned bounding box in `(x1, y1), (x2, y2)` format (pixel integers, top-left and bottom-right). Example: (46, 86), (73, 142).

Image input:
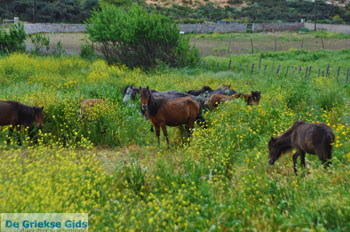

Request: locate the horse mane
(8, 101), (36, 124)
(142, 89), (165, 117)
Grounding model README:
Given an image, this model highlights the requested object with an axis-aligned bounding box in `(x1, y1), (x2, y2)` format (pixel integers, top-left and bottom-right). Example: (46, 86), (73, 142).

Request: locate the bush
(80, 43), (96, 60)
(0, 23), (26, 54)
(86, 4), (200, 69)
(29, 33), (50, 55)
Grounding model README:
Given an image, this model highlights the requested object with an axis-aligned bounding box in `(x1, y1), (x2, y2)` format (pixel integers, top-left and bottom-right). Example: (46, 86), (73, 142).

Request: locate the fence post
(259, 55), (262, 73)
(304, 67), (309, 79)
(285, 65), (289, 77)
(321, 38), (325, 49)
(308, 66), (312, 78)
(301, 38), (304, 49)
(227, 35), (233, 56)
(337, 66), (341, 80)
(251, 39), (254, 54)
(264, 65), (267, 71)
(326, 64), (330, 77)
(251, 63), (254, 75)
(274, 38), (277, 51)
(228, 59), (232, 70)
(276, 65), (281, 75)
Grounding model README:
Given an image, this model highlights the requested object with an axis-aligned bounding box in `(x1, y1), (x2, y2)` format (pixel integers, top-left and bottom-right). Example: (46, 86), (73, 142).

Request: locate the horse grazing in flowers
(139, 86), (201, 148)
(80, 99), (105, 119)
(235, 91), (261, 105)
(207, 94), (234, 109)
(268, 121), (335, 174)
(0, 100), (44, 144)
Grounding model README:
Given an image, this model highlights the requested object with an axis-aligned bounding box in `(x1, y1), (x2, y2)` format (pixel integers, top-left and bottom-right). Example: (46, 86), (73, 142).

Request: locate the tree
(86, 4), (199, 69)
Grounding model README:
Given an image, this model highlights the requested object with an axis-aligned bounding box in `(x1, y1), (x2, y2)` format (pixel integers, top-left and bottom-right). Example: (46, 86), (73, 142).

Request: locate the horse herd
(0, 84), (335, 174)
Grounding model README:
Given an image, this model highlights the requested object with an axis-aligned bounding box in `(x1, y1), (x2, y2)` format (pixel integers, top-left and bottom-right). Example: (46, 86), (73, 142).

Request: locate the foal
(235, 91), (261, 105)
(268, 121), (335, 174)
(0, 100), (44, 144)
(139, 86), (200, 148)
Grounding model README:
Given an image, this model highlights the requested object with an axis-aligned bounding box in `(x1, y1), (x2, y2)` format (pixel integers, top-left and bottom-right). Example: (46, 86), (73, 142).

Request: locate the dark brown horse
(0, 100), (44, 144)
(235, 91), (261, 105)
(187, 86), (213, 96)
(268, 121), (335, 174)
(139, 86), (201, 148)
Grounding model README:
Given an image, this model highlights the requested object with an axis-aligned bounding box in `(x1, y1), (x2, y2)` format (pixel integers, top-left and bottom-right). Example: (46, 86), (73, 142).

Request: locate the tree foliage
(0, 23), (27, 54)
(86, 4), (200, 69)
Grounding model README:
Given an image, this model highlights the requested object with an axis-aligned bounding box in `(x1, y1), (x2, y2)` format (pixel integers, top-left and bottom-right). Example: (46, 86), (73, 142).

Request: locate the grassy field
(25, 31), (350, 57)
(0, 50), (350, 231)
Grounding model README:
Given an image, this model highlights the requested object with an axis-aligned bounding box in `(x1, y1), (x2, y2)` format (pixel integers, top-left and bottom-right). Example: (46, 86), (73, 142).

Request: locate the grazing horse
(235, 91), (261, 105)
(187, 86), (213, 96)
(0, 100), (44, 144)
(123, 85), (140, 103)
(139, 86), (201, 148)
(80, 99), (105, 119)
(207, 94), (234, 109)
(268, 121), (335, 174)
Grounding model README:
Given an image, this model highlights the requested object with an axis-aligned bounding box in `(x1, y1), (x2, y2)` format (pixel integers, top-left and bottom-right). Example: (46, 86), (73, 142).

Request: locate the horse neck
(147, 93), (163, 117)
(276, 128), (294, 148)
(17, 103), (35, 124)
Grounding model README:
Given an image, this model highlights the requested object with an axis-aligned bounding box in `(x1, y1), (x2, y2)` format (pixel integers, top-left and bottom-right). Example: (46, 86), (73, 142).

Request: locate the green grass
(0, 51), (350, 231)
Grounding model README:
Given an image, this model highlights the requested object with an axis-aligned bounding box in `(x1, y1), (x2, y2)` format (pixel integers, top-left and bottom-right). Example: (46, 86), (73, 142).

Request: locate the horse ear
(139, 87), (141, 93)
(41, 106), (44, 111)
(147, 86), (149, 90)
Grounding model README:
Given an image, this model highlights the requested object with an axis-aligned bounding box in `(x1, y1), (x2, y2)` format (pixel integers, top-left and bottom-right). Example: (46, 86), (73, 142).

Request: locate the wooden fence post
(304, 67), (309, 79)
(337, 66), (341, 80)
(251, 39), (254, 54)
(274, 38), (277, 51)
(285, 65), (289, 77)
(321, 38), (325, 49)
(251, 63), (254, 75)
(326, 64), (330, 77)
(301, 38), (304, 49)
(308, 66), (312, 78)
(228, 59), (232, 70)
(259, 55), (262, 73)
(276, 65), (281, 75)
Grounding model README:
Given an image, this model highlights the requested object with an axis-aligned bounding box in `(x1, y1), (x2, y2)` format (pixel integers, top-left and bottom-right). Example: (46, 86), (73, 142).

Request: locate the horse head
(34, 106), (44, 129)
(139, 86), (151, 116)
(268, 136), (282, 165)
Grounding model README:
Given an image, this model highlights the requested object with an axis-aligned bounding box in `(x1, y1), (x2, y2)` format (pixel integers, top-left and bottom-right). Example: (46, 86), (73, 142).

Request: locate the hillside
(145, 0), (349, 8)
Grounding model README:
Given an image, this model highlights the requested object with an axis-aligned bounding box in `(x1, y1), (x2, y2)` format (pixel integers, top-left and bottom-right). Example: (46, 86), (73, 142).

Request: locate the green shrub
(86, 4), (200, 69)
(80, 43), (96, 60)
(298, 27), (310, 33)
(29, 33), (50, 56)
(0, 23), (26, 54)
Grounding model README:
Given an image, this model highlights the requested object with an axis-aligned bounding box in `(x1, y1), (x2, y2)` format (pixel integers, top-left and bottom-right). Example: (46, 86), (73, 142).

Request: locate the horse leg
(7, 126), (14, 144)
(292, 151), (299, 175)
(160, 123), (169, 149)
(154, 124), (161, 145)
(300, 151), (306, 168)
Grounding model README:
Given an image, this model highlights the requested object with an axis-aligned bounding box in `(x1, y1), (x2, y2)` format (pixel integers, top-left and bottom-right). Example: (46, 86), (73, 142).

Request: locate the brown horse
(268, 121), (335, 174)
(80, 99), (105, 119)
(207, 94), (234, 109)
(0, 100), (44, 143)
(139, 86), (200, 148)
(235, 91), (261, 105)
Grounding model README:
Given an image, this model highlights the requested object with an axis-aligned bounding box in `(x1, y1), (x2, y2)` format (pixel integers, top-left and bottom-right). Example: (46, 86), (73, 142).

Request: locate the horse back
(153, 97), (200, 126)
(0, 101), (19, 126)
(292, 122), (334, 154)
